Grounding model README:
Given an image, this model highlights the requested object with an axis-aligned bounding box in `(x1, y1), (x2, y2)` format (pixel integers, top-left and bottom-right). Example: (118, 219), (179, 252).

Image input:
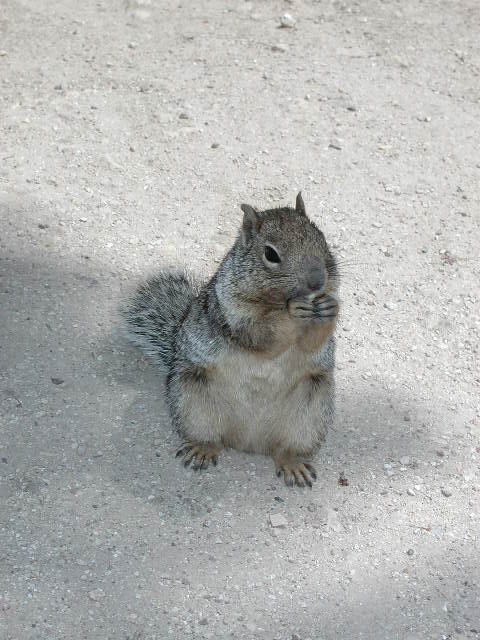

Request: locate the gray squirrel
(122, 193), (339, 487)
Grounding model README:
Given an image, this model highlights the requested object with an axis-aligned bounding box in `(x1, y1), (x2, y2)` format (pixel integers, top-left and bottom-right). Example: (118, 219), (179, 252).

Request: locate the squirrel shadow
(93, 334), (432, 512)
(0, 229), (433, 516)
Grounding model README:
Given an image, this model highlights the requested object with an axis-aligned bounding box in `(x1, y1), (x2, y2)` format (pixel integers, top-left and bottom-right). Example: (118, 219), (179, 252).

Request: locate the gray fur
(122, 270), (201, 370)
(122, 195), (340, 486)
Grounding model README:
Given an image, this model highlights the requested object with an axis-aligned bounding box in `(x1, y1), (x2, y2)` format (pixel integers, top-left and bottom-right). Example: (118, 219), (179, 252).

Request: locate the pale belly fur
(211, 345), (317, 453)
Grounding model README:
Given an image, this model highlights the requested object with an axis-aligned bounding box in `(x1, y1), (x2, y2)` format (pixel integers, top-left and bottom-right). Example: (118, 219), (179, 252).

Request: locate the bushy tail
(122, 271), (200, 369)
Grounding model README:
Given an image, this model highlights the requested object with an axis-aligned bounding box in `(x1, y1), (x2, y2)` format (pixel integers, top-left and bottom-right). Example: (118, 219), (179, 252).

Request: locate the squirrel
(122, 193), (339, 487)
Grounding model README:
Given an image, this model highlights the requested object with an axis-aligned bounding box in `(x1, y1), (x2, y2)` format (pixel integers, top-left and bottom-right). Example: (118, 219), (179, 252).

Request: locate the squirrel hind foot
(274, 453), (317, 488)
(176, 441), (222, 471)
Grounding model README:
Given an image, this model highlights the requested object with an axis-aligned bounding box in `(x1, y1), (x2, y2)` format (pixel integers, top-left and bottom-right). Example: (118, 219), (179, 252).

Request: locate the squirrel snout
(306, 274), (325, 293)
(288, 265), (327, 303)
(300, 258), (327, 296)
(305, 267), (326, 296)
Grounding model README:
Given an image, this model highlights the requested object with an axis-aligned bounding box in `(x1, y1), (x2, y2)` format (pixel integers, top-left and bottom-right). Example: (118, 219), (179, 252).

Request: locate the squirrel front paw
(288, 293), (339, 323)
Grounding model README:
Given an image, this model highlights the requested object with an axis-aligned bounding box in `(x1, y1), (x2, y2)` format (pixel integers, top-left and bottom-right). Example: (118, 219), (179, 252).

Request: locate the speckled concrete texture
(1, 1), (479, 639)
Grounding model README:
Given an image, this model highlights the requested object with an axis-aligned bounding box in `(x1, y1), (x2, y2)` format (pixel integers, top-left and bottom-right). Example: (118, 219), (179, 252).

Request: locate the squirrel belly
(122, 193), (340, 488)
(204, 337), (335, 456)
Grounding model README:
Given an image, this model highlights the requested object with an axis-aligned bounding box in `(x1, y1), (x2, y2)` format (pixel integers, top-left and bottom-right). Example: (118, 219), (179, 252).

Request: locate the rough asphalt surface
(1, 1), (479, 639)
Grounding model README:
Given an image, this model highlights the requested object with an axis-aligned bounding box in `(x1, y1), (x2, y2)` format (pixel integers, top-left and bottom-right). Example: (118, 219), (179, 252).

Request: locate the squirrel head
(233, 193), (338, 307)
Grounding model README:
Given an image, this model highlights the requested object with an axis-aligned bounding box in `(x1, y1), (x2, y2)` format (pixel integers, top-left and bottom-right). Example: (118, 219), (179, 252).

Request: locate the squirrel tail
(122, 270), (199, 369)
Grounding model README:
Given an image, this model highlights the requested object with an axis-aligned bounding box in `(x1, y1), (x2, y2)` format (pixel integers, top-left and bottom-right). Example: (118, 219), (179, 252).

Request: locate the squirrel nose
(306, 270), (325, 293)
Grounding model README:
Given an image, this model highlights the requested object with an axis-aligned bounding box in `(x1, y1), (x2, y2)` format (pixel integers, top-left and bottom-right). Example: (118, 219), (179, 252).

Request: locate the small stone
(406, 549), (414, 556)
(271, 44), (287, 53)
(399, 456), (411, 466)
(279, 13), (296, 28)
(51, 377), (64, 385)
(88, 588), (105, 601)
(0, 50), (7, 56)
(394, 56), (410, 69)
(38, 223), (49, 229)
(211, 142), (219, 149)
(179, 112), (189, 119)
(384, 301), (396, 311)
(274, 496), (284, 503)
(328, 142), (342, 151)
(441, 487), (452, 497)
(326, 508), (343, 532)
(347, 105), (357, 112)
(406, 488), (415, 496)
(269, 513), (288, 528)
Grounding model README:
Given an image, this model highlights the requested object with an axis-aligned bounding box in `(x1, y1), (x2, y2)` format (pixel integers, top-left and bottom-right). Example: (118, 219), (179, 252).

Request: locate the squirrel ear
(295, 191), (307, 216)
(240, 204), (261, 244)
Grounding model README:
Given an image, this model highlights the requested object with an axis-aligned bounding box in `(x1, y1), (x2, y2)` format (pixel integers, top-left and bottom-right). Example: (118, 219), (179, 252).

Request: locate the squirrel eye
(264, 245), (281, 264)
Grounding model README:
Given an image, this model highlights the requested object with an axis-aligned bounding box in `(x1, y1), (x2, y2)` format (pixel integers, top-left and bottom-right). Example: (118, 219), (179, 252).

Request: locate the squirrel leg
(168, 365), (225, 471)
(272, 370), (334, 488)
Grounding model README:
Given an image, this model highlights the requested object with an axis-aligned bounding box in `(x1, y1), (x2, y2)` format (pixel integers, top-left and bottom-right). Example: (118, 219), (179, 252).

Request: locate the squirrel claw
(289, 294), (338, 322)
(176, 441), (221, 471)
(275, 459), (317, 488)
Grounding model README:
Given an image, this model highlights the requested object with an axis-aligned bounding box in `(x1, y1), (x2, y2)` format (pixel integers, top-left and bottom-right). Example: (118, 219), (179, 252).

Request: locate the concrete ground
(1, 1), (479, 639)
